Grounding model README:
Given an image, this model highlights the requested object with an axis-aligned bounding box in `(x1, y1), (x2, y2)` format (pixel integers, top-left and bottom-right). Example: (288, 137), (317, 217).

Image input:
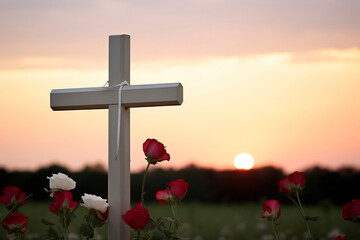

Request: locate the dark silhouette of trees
(0, 164), (359, 204)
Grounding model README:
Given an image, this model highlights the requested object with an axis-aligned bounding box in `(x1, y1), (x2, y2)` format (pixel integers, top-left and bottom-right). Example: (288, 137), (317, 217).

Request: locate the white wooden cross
(50, 35), (183, 240)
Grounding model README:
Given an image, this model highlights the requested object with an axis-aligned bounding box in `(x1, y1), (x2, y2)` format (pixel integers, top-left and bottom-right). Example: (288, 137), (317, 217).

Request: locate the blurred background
(1, 0), (360, 239)
(1, 0), (360, 173)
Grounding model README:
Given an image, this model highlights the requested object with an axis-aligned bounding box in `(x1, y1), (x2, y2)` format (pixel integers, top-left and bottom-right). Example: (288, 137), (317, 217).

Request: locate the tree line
(0, 164), (358, 205)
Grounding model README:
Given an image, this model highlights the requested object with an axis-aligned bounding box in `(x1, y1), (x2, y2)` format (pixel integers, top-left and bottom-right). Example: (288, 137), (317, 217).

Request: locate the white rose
(47, 172), (76, 190)
(81, 193), (109, 213)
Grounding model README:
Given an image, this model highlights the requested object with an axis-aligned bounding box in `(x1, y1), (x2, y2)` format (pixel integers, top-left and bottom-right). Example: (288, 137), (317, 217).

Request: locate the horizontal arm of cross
(50, 83), (183, 111)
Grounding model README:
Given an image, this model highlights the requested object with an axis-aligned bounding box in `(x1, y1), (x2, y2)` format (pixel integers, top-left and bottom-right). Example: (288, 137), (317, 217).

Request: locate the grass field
(1, 202), (359, 239)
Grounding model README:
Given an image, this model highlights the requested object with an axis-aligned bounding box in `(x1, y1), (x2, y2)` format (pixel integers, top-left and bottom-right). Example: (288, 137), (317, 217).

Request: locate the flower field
(1, 202), (359, 239)
(1, 139), (359, 239)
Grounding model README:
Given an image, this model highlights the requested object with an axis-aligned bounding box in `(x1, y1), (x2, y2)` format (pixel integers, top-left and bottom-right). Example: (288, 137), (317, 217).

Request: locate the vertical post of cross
(108, 35), (130, 240)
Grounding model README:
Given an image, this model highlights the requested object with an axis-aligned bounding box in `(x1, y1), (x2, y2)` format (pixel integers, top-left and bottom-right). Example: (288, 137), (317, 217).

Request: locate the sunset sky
(1, 0), (360, 173)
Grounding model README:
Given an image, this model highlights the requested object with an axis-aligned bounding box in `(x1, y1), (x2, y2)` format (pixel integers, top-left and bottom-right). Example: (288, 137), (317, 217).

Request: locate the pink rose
(279, 171), (306, 195)
(0, 186), (26, 210)
(261, 199), (281, 221)
(2, 212), (28, 235)
(143, 138), (170, 164)
(122, 203), (150, 230)
(155, 189), (172, 204)
(342, 199), (360, 222)
(168, 179), (189, 199)
(49, 190), (78, 215)
(333, 235), (347, 240)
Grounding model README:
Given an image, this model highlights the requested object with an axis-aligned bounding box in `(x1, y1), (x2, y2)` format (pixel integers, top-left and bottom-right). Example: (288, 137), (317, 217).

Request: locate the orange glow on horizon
(1, 49), (360, 173)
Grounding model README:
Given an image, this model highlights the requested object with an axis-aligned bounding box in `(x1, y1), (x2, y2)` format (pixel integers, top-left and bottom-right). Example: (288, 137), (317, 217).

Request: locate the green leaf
(162, 229), (176, 238)
(41, 219), (55, 226)
(91, 216), (102, 228)
(152, 229), (167, 240)
(155, 217), (165, 228)
(144, 218), (157, 230)
(80, 224), (95, 238)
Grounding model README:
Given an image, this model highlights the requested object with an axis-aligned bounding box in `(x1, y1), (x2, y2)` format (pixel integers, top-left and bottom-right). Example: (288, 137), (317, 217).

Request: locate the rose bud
(342, 199), (360, 222)
(0, 186), (27, 210)
(155, 189), (172, 204)
(143, 138), (170, 164)
(47, 172), (76, 192)
(49, 190), (78, 215)
(122, 203), (150, 230)
(81, 193), (109, 223)
(333, 235), (347, 240)
(261, 199), (281, 222)
(2, 212), (28, 235)
(279, 171), (306, 195)
(168, 179), (189, 199)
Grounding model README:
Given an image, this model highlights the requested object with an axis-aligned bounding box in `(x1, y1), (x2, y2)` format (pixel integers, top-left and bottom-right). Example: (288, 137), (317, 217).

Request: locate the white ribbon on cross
(103, 80), (129, 160)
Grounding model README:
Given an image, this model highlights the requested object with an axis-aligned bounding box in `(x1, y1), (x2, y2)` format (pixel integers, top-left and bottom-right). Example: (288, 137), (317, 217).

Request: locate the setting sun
(234, 153), (255, 170)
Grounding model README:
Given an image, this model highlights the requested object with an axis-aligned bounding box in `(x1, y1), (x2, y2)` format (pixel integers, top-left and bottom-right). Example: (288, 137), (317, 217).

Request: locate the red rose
(0, 186), (26, 210)
(279, 171), (306, 195)
(155, 189), (172, 204)
(94, 208), (109, 223)
(122, 203), (150, 230)
(2, 212), (28, 235)
(342, 199), (360, 222)
(168, 179), (189, 199)
(143, 138), (170, 164)
(49, 190), (78, 215)
(261, 199), (281, 221)
(334, 236), (347, 240)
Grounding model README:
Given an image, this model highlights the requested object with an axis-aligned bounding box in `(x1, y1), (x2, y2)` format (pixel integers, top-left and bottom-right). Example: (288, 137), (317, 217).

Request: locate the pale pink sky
(0, 0), (360, 173)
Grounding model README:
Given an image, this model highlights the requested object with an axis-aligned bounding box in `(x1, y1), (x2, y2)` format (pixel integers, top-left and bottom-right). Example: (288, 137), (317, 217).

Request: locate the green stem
(15, 231), (23, 240)
(58, 216), (61, 239)
(271, 221), (279, 240)
(63, 215), (68, 240)
(141, 162), (151, 204)
(0, 194), (32, 224)
(170, 201), (178, 232)
(295, 191), (306, 216)
(170, 202), (176, 218)
(288, 195), (303, 217)
(296, 190), (312, 239)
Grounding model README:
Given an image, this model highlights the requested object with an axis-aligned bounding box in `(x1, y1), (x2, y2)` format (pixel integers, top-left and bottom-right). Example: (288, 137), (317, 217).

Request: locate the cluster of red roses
(0, 186), (28, 238)
(121, 179), (189, 231)
(122, 138), (189, 238)
(261, 171), (359, 240)
(155, 179), (189, 205)
(45, 172), (110, 239)
(0, 138), (183, 239)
